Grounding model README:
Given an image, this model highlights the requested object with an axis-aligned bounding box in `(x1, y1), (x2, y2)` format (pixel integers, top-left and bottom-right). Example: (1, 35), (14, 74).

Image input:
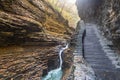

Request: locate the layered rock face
(0, 0), (72, 46)
(0, 46), (58, 80)
(0, 0), (73, 80)
(76, 0), (120, 49)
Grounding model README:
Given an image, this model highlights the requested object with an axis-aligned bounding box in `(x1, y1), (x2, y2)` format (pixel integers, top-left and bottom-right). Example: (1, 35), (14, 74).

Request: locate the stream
(42, 44), (69, 80)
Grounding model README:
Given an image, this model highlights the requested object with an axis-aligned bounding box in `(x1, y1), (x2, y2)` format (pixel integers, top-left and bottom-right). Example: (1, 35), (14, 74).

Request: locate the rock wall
(76, 0), (102, 22)
(0, 0), (72, 46)
(76, 0), (120, 49)
(0, 46), (59, 80)
(0, 0), (73, 80)
(96, 0), (120, 48)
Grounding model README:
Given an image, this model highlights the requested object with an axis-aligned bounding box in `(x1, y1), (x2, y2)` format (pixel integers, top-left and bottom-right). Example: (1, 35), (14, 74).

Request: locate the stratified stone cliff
(0, 0), (72, 46)
(0, 0), (73, 80)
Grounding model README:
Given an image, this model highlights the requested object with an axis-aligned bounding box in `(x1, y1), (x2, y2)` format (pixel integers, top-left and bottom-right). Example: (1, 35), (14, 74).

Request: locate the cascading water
(42, 44), (69, 80)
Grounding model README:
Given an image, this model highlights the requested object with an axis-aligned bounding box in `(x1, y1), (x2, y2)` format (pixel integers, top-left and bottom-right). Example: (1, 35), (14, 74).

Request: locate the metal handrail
(82, 29), (86, 59)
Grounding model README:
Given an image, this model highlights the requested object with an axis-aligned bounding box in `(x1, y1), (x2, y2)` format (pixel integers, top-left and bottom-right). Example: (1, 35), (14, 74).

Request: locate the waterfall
(59, 44), (69, 69)
(42, 44), (69, 80)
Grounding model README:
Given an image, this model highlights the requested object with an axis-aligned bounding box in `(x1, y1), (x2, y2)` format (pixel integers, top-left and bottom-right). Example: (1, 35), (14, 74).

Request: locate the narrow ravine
(42, 44), (69, 80)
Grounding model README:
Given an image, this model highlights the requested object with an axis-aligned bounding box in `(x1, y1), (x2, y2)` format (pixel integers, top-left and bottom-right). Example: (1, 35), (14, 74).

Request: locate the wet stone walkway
(72, 21), (96, 80)
(84, 24), (120, 80)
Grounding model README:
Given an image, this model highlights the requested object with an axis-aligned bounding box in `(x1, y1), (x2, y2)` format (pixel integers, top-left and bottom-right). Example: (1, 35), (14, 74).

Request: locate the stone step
(81, 24), (120, 80)
(86, 58), (111, 63)
(91, 65), (115, 71)
(84, 48), (103, 50)
(94, 70), (120, 80)
(89, 63), (115, 68)
(85, 55), (108, 58)
(84, 53), (106, 56)
(84, 50), (105, 52)
(85, 56), (109, 60)
(87, 61), (113, 66)
(93, 68), (116, 72)
(86, 58), (109, 61)
(87, 59), (111, 63)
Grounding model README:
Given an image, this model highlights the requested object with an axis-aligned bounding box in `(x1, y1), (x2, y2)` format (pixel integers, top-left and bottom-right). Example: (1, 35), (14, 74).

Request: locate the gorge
(0, 0), (73, 79)
(0, 0), (120, 80)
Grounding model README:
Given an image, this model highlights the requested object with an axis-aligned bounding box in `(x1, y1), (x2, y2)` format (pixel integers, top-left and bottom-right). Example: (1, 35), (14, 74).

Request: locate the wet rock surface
(74, 56), (96, 80)
(73, 22), (96, 80)
(0, 0), (73, 80)
(84, 24), (120, 80)
(65, 21), (96, 80)
(0, 46), (59, 80)
(0, 45), (73, 80)
(70, 21), (120, 80)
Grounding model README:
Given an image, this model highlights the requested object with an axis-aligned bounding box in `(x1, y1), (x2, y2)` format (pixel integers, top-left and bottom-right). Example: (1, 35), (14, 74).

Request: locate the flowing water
(42, 44), (69, 80)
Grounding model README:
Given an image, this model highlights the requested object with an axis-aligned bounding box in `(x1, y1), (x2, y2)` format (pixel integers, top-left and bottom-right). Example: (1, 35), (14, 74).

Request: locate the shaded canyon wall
(76, 0), (120, 49)
(76, 0), (102, 22)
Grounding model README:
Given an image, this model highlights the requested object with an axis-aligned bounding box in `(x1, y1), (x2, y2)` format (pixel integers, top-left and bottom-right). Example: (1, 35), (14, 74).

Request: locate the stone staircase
(72, 21), (96, 80)
(84, 24), (120, 80)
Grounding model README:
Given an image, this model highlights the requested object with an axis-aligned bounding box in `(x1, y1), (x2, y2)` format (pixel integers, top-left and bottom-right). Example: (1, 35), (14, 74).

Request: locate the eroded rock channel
(1, 0), (120, 80)
(0, 0), (73, 80)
